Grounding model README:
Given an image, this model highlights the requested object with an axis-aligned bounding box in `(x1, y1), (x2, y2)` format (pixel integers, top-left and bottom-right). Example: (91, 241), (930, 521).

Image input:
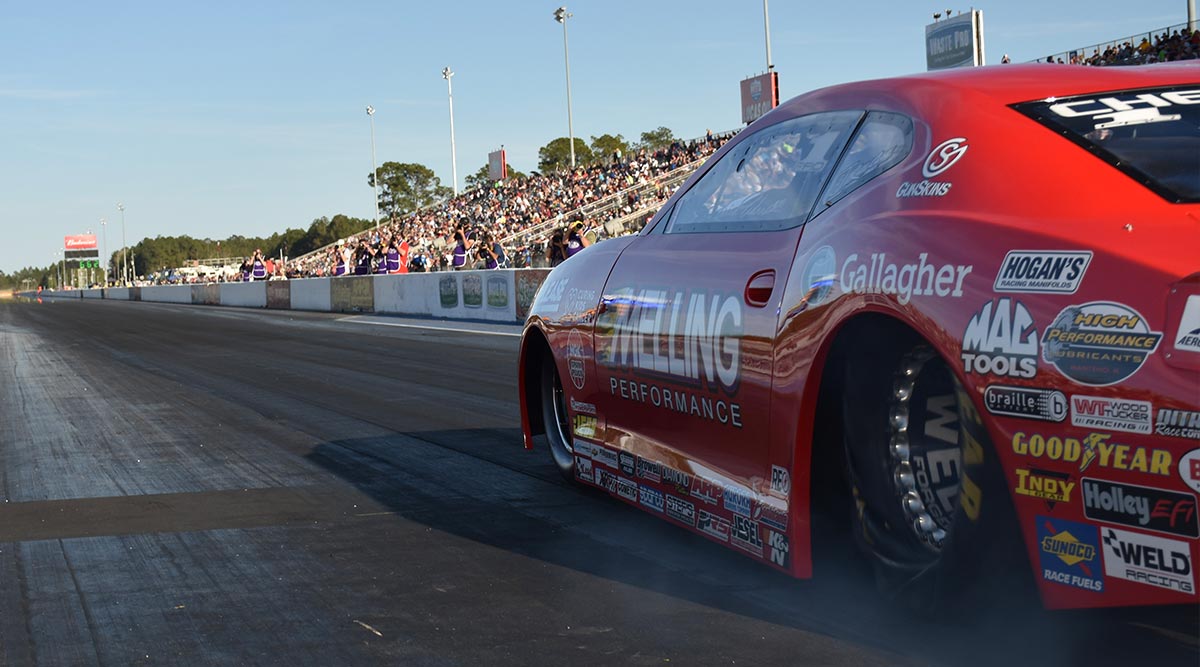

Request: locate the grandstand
(1036, 22), (1198, 65)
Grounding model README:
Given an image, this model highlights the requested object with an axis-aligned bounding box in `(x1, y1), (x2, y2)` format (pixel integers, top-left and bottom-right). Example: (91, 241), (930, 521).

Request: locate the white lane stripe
(337, 316), (522, 337)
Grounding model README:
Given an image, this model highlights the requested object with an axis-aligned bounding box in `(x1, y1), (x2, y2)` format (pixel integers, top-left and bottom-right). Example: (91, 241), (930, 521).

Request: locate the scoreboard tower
(64, 234), (102, 288)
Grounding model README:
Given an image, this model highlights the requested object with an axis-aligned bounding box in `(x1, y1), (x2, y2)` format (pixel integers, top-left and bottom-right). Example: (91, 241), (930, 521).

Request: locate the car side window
(814, 111), (913, 214)
(665, 110), (863, 233)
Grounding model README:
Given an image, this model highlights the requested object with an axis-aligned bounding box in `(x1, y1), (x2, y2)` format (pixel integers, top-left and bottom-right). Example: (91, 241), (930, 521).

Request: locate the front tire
(539, 348), (576, 480)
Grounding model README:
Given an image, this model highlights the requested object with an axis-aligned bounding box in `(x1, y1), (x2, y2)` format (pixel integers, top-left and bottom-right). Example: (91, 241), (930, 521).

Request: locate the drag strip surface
(0, 299), (1194, 666)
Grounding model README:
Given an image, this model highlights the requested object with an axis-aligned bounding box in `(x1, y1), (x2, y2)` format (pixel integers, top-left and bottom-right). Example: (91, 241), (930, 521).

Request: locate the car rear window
(1012, 86), (1200, 203)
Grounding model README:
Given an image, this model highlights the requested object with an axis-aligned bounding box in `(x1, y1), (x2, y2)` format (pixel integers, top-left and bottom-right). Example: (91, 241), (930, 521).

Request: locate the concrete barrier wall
(36, 270), (553, 323)
(290, 277), (331, 311)
(219, 281), (267, 308)
(141, 285), (193, 304)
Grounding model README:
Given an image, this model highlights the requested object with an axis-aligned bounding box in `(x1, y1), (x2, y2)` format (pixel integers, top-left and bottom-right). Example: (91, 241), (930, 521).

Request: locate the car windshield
(1013, 85), (1200, 203)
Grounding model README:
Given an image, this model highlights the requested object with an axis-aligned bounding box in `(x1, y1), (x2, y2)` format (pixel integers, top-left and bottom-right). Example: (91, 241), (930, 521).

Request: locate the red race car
(518, 63), (1200, 611)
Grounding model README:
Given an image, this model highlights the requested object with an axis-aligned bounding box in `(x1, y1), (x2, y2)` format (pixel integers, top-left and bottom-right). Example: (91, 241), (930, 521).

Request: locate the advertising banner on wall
(740, 72), (779, 125)
(64, 234), (98, 250)
(488, 148), (508, 181)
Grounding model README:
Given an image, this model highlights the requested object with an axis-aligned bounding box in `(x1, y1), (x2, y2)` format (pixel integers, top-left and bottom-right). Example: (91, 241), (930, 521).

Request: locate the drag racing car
(518, 63), (1200, 611)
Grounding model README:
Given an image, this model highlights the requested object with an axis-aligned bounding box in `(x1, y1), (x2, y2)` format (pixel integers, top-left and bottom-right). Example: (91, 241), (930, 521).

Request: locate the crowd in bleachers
(288, 132), (733, 277)
(1038, 26), (1200, 65)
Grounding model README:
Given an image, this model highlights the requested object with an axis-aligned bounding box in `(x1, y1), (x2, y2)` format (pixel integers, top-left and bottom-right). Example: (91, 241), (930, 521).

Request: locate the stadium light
(553, 6), (576, 168)
(442, 67), (458, 196)
(100, 218), (107, 285)
(763, 1), (773, 71)
(366, 105), (380, 231)
(117, 202), (127, 284)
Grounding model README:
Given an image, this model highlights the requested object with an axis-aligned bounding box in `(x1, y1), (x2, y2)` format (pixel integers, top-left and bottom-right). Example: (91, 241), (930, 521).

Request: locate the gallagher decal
(993, 250), (1092, 294)
(1042, 302), (1162, 386)
(961, 298), (1038, 378)
(984, 385), (1067, 422)
(1101, 527), (1194, 595)
(839, 253), (971, 305)
(1038, 516), (1103, 592)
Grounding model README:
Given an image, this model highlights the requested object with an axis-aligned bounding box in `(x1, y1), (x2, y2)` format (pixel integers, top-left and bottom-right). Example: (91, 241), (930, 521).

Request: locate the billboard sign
(64, 234), (98, 250)
(488, 148), (507, 181)
(925, 10), (986, 70)
(740, 71), (779, 125)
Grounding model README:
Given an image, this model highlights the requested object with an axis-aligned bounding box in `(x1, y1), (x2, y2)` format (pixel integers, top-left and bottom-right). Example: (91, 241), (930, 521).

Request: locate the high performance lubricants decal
(1042, 302), (1162, 386)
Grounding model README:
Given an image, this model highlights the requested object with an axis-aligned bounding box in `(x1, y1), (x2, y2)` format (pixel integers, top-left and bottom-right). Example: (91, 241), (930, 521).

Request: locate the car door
(592, 111), (863, 501)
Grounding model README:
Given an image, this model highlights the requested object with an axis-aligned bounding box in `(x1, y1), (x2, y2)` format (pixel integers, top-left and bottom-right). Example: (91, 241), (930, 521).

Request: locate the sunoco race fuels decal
(962, 298), (1038, 378)
(1042, 302), (1162, 386)
(1101, 527), (1194, 595)
(993, 250), (1092, 294)
(1038, 515), (1103, 592)
(984, 385), (1067, 422)
(1082, 478), (1198, 538)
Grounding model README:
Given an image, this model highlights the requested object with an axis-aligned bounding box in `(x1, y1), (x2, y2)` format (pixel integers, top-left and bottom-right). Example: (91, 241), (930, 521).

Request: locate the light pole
(117, 202), (127, 284)
(553, 6), (576, 169)
(366, 105), (380, 231)
(442, 67), (459, 197)
(763, 0), (774, 71)
(100, 218), (108, 285)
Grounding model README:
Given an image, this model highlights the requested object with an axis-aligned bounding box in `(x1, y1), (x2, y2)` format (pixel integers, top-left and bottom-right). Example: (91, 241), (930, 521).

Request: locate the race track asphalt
(0, 298), (1195, 666)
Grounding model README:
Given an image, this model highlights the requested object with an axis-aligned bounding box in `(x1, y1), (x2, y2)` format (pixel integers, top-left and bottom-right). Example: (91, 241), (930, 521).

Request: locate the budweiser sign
(64, 234), (98, 250)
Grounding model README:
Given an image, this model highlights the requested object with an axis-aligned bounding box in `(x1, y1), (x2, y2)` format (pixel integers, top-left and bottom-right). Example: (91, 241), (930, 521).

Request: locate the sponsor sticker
(1157, 409), (1200, 440)
(799, 246), (837, 311)
(690, 476), (721, 506)
(1012, 431), (1172, 476)
(723, 487), (753, 518)
(569, 398), (597, 415)
(1180, 449), (1200, 494)
(1175, 295), (1200, 353)
(731, 515), (764, 557)
(923, 137), (968, 177)
(839, 252), (971, 305)
(665, 495), (696, 526)
(566, 329), (588, 390)
(616, 476), (638, 502)
(575, 456), (594, 483)
(663, 467), (692, 496)
(767, 529), (790, 568)
(1082, 477), (1198, 538)
(698, 510), (731, 542)
(993, 250), (1092, 294)
(1014, 468), (1074, 509)
(636, 456), (662, 483)
(984, 385), (1067, 422)
(618, 451), (635, 477)
(572, 414), (598, 439)
(578, 440), (618, 469)
(639, 485), (665, 513)
(961, 298), (1038, 378)
(1070, 395), (1152, 435)
(1042, 302), (1162, 386)
(753, 502), (789, 531)
(597, 469), (619, 494)
(770, 465), (791, 496)
(1101, 526), (1194, 595)
(1038, 515), (1104, 592)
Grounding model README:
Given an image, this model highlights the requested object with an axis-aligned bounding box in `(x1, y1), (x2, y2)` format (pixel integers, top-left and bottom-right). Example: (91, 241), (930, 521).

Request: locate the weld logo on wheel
(1042, 302), (1162, 386)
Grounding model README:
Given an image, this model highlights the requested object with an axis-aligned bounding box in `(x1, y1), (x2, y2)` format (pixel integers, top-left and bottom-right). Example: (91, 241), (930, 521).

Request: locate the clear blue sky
(0, 1), (1188, 273)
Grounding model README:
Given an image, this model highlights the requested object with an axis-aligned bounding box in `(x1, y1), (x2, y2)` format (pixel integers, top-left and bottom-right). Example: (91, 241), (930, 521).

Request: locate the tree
(590, 133), (629, 161)
(538, 137), (593, 172)
(368, 162), (452, 217)
(638, 126), (676, 151)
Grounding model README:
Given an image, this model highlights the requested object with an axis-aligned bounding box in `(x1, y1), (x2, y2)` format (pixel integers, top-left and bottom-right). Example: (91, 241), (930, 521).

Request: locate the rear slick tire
(842, 341), (1019, 614)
